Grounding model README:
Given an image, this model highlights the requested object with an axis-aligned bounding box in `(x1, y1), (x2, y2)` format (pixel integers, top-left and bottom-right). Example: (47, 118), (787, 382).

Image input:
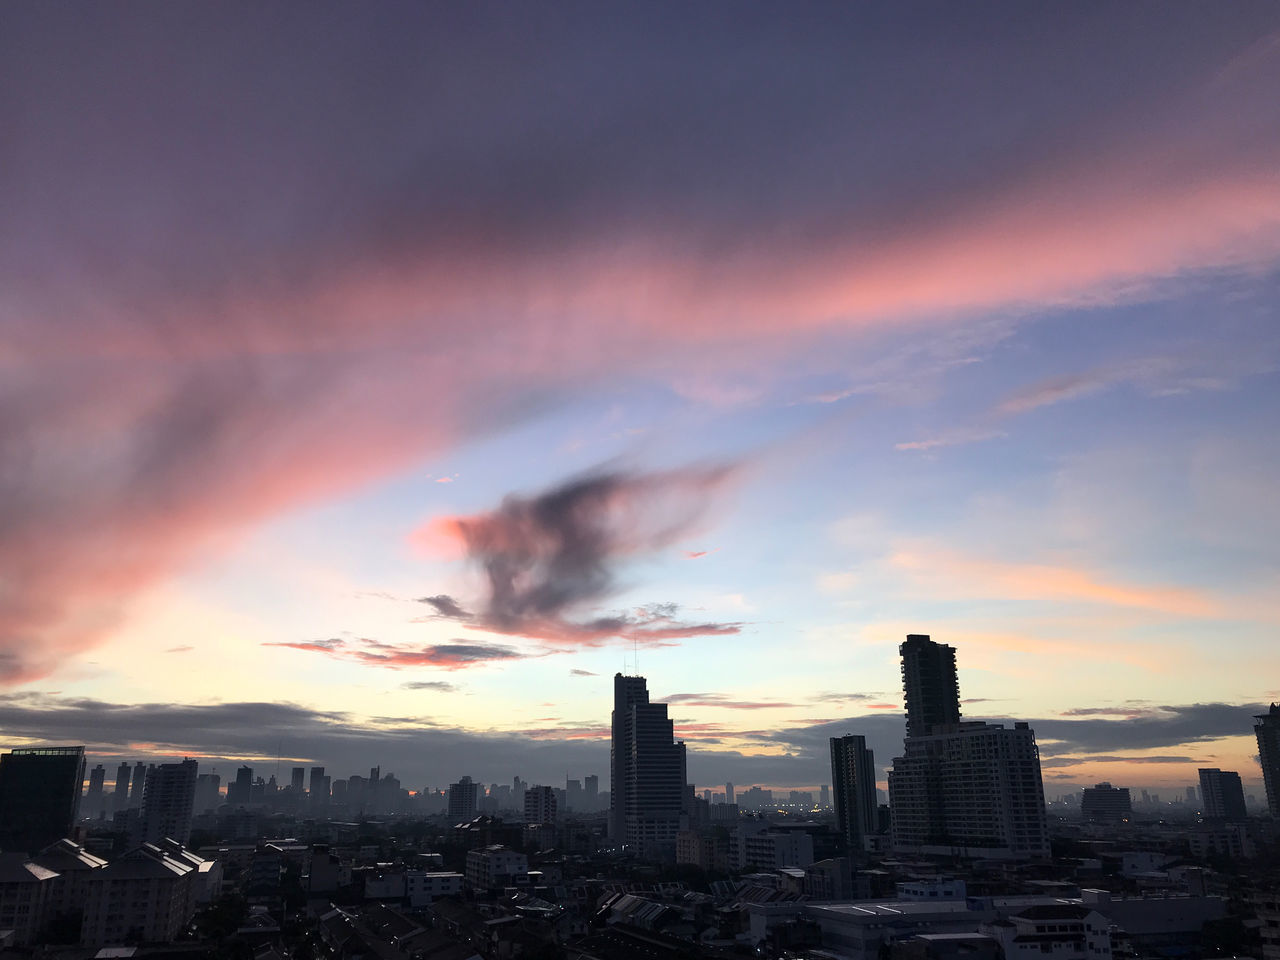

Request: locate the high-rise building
(525, 785), (556, 824)
(448, 776), (478, 820)
(725, 782), (735, 805)
(1081, 782), (1131, 822)
(86, 764), (107, 819)
(900, 634), (961, 737)
(1198, 768), (1247, 821)
(888, 636), (1048, 859)
(226, 765), (253, 805)
(610, 673), (688, 857)
(140, 759), (198, 844)
(113, 762), (132, 812)
(0, 745), (86, 854)
(585, 774), (599, 810)
(194, 773), (221, 814)
(291, 767), (305, 794)
(830, 734), (877, 853)
(130, 761), (147, 808)
(610, 673), (650, 840)
(1255, 703), (1280, 817)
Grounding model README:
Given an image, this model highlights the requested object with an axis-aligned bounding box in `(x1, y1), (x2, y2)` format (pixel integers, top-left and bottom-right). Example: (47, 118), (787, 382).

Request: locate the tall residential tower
(888, 636), (1049, 859)
(830, 734), (877, 854)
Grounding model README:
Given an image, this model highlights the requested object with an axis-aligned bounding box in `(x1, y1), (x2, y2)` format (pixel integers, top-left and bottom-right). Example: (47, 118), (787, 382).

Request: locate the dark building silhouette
(0, 745), (86, 854)
(830, 734), (877, 854)
(113, 761), (131, 812)
(900, 634), (961, 737)
(226, 765), (253, 805)
(140, 759), (198, 844)
(1198, 768), (1247, 820)
(290, 766), (305, 794)
(1255, 703), (1280, 817)
(610, 673), (687, 858)
(1081, 782), (1132, 822)
(448, 775), (478, 820)
(129, 761), (147, 809)
(85, 763), (106, 819)
(888, 637), (1048, 859)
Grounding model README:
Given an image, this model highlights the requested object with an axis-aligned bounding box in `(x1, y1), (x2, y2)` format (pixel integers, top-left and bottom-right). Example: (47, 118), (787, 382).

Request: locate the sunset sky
(3, 2), (1279, 798)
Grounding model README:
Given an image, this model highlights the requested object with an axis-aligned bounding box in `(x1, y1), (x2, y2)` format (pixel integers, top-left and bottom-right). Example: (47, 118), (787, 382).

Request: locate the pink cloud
(2, 23), (1277, 683)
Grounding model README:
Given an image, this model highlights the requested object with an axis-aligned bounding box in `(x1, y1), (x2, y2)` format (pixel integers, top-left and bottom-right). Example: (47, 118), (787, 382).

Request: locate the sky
(2, 1), (1279, 800)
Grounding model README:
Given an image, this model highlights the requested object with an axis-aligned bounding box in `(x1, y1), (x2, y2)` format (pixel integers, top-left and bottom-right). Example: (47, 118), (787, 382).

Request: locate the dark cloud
(265, 637), (528, 670)
(1041, 755), (1204, 768)
(417, 469), (744, 646)
(1028, 703), (1264, 753)
(400, 681), (458, 692)
(569, 669), (598, 677)
(416, 595), (472, 620)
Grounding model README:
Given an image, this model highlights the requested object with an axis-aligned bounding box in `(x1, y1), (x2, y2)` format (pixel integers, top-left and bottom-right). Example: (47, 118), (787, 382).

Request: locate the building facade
(0, 745), (86, 855)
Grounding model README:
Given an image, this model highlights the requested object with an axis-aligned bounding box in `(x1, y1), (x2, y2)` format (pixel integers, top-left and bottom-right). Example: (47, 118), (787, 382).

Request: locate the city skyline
(3, 3), (1280, 798)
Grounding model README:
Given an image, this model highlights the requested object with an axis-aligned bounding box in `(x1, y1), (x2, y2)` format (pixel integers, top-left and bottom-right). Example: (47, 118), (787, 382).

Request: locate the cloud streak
(265, 638), (528, 671)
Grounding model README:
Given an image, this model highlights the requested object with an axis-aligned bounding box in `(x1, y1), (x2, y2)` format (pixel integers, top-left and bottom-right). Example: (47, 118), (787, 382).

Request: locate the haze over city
(3, 1), (1279, 801)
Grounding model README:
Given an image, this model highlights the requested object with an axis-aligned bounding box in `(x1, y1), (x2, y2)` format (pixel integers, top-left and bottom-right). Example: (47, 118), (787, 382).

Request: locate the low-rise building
(464, 845), (527, 891)
(80, 841), (208, 946)
(407, 870), (464, 907)
(0, 853), (58, 946)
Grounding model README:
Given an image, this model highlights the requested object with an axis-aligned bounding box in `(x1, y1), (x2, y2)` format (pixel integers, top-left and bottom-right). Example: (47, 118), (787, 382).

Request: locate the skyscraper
(1255, 703), (1280, 817)
(900, 634), (961, 737)
(830, 734), (877, 853)
(291, 766), (305, 794)
(610, 673), (649, 841)
(140, 759), (198, 844)
(610, 673), (688, 858)
(1198, 768), (1247, 820)
(888, 636), (1048, 859)
(0, 745), (86, 854)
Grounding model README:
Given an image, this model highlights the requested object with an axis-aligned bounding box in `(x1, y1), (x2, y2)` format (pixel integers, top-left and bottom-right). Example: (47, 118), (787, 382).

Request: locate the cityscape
(0, 635), (1277, 958)
(4, 2), (1280, 960)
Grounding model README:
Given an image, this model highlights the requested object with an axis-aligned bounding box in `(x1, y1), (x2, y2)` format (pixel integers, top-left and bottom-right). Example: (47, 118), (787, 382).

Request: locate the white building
(464, 845), (527, 891)
(980, 905), (1112, 960)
